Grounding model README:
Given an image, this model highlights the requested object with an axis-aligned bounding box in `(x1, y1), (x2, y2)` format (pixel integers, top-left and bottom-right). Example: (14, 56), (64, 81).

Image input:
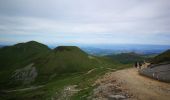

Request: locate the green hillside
(0, 41), (132, 100)
(0, 41), (52, 88)
(36, 46), (98, 83)
(0, 41), (96, 88)
(106, 52), (145, 64)
(151, 49), (170, 64)
(0, 41), (51, 70)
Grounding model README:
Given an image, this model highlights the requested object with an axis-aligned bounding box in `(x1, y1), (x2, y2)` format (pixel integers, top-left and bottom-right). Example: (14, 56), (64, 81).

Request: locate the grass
(0, 41), (96, 88)
(0, 41), (133, 100)
(1, 63), (131, 100)
(151, 49), (170, 64)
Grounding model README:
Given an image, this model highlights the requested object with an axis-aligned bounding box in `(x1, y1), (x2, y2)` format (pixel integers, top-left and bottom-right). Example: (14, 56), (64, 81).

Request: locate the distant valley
(81, 44), (170, 56)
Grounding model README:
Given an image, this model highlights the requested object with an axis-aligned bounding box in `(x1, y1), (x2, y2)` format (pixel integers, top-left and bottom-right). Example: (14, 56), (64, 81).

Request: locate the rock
(53, 85), (80, 100)
(108, 94), (126, 100)
(11, 63), (37, 85)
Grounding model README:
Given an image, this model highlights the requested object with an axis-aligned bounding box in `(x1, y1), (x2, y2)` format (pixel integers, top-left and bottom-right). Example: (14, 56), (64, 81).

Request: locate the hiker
(134, 62), (138, 68)
(139, 62), (142, 69)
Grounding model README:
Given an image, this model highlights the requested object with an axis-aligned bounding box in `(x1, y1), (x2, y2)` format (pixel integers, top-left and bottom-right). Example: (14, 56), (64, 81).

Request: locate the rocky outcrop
(139, 63), (170, 82)
(11, 63), (38, 85)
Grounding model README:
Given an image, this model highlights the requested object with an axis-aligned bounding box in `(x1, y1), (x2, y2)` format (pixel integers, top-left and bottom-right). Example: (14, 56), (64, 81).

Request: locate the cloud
(0, 0), (170, 45)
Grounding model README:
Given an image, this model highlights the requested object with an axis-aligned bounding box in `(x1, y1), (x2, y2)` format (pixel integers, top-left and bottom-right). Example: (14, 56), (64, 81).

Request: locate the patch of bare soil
(91, 68), (170, 100)
(52, 85), (80, 100)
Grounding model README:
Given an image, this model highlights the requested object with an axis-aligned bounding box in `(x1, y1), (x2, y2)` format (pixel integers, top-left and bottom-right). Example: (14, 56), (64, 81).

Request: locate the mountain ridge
(105, 52), (145, 64)
(0, 41), (99, 88)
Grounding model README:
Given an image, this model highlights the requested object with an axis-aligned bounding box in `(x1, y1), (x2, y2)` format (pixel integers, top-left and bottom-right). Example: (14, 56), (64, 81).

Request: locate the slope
(106, 52), (145, 64)
(151, 49), (170, 64)
(0, 41), (113, 89)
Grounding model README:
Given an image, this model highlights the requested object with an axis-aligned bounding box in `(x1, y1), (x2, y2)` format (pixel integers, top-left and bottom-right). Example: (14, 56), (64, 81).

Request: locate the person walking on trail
(134, 62), (138, 68)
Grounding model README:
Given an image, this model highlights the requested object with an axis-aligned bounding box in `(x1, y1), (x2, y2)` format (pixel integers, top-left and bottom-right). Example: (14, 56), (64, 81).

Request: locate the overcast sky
(0, 0), (170, 45)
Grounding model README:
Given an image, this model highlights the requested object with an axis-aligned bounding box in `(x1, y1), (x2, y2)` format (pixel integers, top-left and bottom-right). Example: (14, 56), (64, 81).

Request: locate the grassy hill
(105, 52), (146, 64)
(0, 41), (52, 88)
(0, 41), (98, 88)
(0, 41), (51, 70)
(151, 49), (170, 64)
(0, 41), (132, 100)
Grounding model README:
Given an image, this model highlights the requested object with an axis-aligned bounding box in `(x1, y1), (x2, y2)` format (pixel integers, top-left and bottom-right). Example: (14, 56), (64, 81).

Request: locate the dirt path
(92, 68), (170, 100)
(85, 68), (97, 75)
(3, 85), (44, 93)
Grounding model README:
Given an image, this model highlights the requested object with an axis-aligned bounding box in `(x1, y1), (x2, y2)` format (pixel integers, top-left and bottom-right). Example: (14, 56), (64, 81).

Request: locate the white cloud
(0, 0), (170, 45)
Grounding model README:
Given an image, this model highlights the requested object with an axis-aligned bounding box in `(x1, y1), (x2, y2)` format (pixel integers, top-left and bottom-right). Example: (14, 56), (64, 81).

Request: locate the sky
(0, 0), (170, 45)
